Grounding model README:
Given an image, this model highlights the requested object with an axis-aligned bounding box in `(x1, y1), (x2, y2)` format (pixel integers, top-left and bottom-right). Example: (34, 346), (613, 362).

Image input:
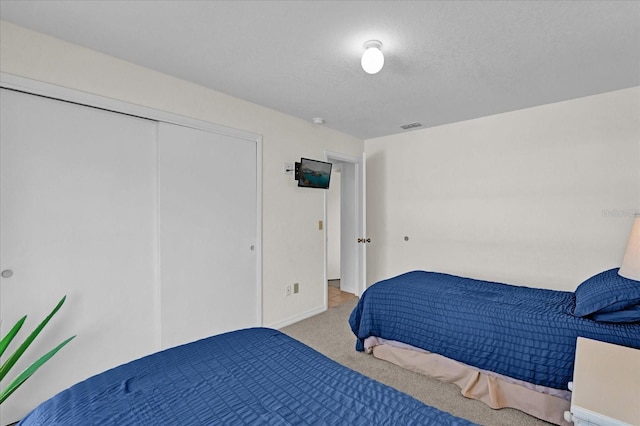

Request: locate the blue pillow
(589, 305), (640, 323)
(574, 268), (640, 317)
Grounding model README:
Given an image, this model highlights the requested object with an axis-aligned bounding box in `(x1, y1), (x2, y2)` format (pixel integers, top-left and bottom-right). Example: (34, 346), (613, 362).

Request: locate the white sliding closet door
(0, 89), (158, 424)
(158, 123), (258, 349)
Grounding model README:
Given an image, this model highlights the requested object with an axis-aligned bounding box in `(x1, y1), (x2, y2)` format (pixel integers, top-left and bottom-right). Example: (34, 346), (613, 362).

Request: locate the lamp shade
(618, 217), (640, 281)
(361, 40), (384, 74)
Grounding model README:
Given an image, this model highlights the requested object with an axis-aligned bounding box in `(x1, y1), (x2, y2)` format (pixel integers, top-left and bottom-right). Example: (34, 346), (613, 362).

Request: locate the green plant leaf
(0, 316), (26, 359)
(0, 335), (76, 404)
(0, 296), (67, 382)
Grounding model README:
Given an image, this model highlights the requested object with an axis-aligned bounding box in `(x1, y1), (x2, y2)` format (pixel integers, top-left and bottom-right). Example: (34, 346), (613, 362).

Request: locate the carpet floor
(281, 298), (553, 426)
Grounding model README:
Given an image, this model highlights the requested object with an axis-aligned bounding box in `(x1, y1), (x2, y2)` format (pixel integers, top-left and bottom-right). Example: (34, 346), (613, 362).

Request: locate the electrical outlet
(293, 283), (299, 294)
(285, 285), (292, 296)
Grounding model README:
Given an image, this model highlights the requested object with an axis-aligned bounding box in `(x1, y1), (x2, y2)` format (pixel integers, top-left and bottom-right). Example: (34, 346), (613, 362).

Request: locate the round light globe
(361, 42), (384, 74)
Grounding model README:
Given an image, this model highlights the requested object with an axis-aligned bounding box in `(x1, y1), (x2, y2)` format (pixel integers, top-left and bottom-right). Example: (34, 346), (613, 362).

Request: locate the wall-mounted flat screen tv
(296, 158), (332, 189)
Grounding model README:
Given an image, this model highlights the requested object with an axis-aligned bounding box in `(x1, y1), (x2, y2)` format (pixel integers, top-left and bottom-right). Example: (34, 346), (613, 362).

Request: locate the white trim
(1, 72), (264, 331)
(154, 123), (162, 350)
(323, 185), (328, 312)
(266, 305), (327, 330)
(322, 172), (329, 313)
(325, 151), (361, 164)
(255, 134), (264, 326)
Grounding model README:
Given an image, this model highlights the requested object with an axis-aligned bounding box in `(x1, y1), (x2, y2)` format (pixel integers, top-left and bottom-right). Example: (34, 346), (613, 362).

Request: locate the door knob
(1, 269), (13, 278)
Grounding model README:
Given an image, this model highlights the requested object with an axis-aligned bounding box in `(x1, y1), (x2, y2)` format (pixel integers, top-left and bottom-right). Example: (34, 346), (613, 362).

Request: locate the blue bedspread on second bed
(349, 271), (640, 390)
(19, 327), (474, 425)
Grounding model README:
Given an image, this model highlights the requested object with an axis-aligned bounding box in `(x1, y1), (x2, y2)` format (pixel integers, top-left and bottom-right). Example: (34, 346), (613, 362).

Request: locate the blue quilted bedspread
(349, 271), (640, 390)
(19, 327), (474, 425)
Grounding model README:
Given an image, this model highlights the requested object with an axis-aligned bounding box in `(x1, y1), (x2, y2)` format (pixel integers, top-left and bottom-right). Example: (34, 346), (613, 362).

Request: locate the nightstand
(564, 337), (640, 426)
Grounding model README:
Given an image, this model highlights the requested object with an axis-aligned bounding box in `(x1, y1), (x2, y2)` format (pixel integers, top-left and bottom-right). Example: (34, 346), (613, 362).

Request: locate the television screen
(297, 158), (332, 189)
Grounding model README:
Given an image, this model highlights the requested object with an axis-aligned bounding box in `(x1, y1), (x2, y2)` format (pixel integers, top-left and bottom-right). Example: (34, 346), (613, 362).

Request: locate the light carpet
(281, 298), (553, 426)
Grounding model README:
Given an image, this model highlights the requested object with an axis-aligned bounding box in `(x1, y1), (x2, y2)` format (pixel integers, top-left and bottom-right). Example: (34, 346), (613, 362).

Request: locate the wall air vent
(400, 122), (422, 130)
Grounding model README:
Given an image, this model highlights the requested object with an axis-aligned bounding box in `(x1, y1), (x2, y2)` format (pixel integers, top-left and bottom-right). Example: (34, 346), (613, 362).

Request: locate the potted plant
(1, 296), (75, 404)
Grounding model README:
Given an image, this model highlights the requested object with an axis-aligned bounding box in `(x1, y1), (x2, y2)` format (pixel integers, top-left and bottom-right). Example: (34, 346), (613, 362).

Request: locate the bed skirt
(365, 337), (572, 426)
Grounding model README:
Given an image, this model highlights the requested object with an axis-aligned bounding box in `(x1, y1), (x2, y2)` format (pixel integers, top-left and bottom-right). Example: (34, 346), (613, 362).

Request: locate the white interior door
(0, 89), (158, 424)
(158, 123), (259, 349)
(339, 161), (358, 295)
(359, 151), (367, 295)
(326, 152), (366, 297)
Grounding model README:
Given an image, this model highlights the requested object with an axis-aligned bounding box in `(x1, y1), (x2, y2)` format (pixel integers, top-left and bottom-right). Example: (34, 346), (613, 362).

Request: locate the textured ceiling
(1, 0), (639, 140)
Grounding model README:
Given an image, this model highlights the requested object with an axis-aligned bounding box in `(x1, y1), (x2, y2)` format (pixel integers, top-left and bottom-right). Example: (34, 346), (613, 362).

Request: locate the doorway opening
(325, 152), (365, 308)
(327, 166), (354, 307)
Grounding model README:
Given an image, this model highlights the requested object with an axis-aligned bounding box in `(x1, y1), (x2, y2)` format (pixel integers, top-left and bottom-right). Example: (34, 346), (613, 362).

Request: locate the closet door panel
(158, 122), (258, 349)
(0, 89), (158, 424)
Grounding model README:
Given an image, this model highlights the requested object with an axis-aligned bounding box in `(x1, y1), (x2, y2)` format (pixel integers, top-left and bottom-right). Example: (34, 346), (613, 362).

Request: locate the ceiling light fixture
(361, 40), (384, 74)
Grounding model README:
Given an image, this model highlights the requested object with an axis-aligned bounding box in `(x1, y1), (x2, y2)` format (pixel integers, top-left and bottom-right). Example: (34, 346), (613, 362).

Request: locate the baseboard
(266, 305), (327, 330)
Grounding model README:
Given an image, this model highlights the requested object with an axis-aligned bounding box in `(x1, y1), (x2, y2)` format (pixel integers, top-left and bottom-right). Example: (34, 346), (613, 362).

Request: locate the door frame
(324, 151), (366, 306)
(0, 72), (264, 337)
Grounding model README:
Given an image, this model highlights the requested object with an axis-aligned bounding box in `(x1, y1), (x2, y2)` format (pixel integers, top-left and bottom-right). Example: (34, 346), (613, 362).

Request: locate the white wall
(365, 87), (640, 291)
(0, 20), (363, 328)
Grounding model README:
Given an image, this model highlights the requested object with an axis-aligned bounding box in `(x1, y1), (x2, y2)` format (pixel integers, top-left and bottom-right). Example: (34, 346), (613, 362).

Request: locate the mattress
(349, 271), (640, 390)
(19, 327), (476, 425)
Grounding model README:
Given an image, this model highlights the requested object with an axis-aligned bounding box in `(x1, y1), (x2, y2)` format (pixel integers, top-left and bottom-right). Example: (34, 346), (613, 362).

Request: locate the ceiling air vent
(400, 122), (422, 130)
